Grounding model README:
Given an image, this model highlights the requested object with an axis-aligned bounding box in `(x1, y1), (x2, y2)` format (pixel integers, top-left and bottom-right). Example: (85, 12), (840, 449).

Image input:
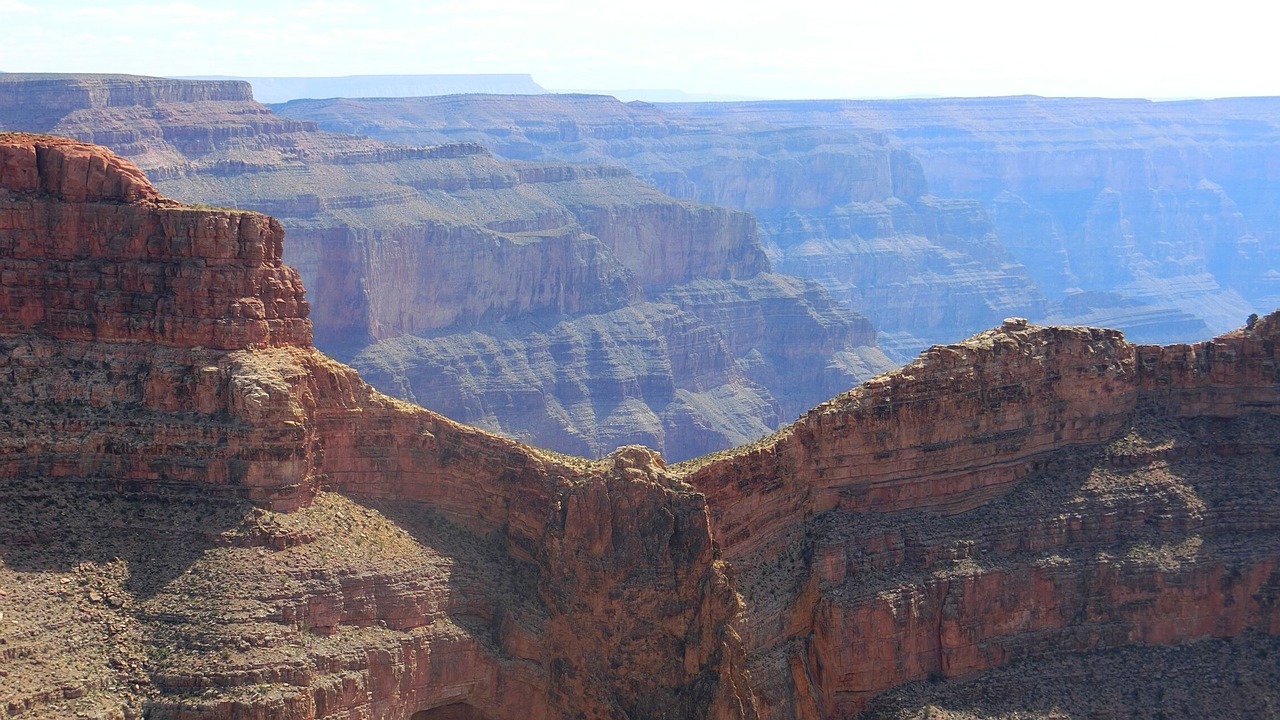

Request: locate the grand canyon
(0, 74), (895, 462)
(276, 92), (1280, 353)
(1, 123), (1278, 719)
(1, 65), (1280, 720)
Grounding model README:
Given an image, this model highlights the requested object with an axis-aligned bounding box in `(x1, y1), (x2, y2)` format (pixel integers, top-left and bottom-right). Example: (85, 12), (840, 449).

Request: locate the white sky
(2, 0), (1276, 100)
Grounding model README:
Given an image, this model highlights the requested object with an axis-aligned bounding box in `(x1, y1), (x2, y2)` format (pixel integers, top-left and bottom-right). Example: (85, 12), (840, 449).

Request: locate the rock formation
(279, 94), (1280, 357)
(0, 74), (894, 461)
(3, 134), (1279, 720)
(681, 314), (1280, 717)
(179, 74), (549, 104)
(0, 135), (753, 718)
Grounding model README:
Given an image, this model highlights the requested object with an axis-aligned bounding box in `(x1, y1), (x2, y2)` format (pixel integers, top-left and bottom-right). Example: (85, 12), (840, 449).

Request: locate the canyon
(0, 73), (893, 461)
(2, 134), (1279, 719)
(279, 93), (1280, 358)
(0, 135), (754, 719)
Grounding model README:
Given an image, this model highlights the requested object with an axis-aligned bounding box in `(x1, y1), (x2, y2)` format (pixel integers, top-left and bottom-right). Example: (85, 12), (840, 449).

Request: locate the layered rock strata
(280, 93), (1280, 353)
(682, 313), (1280, 718)
(5, 135), (1280, 720)
(0, 73), (894, 460)
(0, 135), (753, 719)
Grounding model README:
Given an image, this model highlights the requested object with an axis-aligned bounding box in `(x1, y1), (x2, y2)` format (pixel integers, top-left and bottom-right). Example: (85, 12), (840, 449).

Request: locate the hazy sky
(2, 0), (1275, 100)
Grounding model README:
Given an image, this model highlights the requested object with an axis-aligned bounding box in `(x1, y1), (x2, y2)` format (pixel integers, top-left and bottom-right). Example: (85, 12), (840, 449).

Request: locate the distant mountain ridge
(177, 73), (547, 103)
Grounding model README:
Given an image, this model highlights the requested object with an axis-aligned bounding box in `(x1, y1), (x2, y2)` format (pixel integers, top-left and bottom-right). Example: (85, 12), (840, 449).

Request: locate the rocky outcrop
(0, 135), (310, 351)
(0, 74), (895, 460)
(680, 312), (1280, 718)
(0, 134), (315, 510)
(0, 134), (754, 719)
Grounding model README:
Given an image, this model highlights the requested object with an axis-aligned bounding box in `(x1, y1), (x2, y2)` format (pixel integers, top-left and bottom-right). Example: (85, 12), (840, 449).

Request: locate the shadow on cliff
(0, 474), (549, 629)
(341, 494), (551, 645)
(860, 632), (1280, 719)
(812, 412), (1232, 602)
(0, 478), (250, 600)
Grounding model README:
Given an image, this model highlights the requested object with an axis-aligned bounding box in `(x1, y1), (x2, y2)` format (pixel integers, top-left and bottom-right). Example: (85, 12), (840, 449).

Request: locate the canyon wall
(681, 312), (1280, 718)
(282, 94), (1280, 357)
(3, 135), (1279, 719)
(0, 74), (894, 461)
(0, 133), (754, 719)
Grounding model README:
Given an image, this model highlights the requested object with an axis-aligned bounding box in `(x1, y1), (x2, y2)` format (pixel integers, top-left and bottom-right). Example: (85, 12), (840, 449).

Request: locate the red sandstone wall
(0, 133), (757, 719)
(0, 134), (311, 350)
(686, 312), (1280, 718)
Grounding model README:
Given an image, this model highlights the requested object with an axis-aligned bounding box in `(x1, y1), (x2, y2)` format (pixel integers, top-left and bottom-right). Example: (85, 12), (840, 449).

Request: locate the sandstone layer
(0, 135), (754, 719)
(681, 313), (1280, 718)
(0, 74), (894, 460)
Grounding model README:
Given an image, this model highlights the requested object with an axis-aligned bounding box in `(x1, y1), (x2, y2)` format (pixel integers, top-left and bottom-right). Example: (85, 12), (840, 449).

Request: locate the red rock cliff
(5, 134), (1280, 720)
(0, 134), (755, 719)
(0, 134), (311, 350)
(683, 314), (1280, 718)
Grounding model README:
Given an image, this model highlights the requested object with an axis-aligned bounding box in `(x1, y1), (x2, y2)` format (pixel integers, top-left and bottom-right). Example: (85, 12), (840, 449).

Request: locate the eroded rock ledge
(683, 313), (1280, 718)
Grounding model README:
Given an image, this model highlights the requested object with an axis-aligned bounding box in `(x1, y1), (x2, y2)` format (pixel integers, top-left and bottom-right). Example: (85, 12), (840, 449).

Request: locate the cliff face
(0, 74), (893, 461)
(0, 135), (754, 719)
(349, 302), (781, 460)
(0, 136), (310, 351)
(682, 312), (1280, 718)
(279, 94), (1280, 357)
(351, 273), (884, 460)
(655, 99), (1280, 346)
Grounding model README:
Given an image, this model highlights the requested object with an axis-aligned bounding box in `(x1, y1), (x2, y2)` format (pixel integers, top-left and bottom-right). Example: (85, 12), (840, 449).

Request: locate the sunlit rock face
(683, 311), (1280, 718)
(0, 133), (756, 719)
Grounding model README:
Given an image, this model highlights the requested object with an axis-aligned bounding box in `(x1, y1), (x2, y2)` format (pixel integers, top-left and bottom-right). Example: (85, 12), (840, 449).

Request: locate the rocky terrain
(681, 314), (1280, 717)
(3, 134), (1279, 719)
(0, 73), (894, 460)
(0, 134), (754, 719)
(279, 93), (1280, 357)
